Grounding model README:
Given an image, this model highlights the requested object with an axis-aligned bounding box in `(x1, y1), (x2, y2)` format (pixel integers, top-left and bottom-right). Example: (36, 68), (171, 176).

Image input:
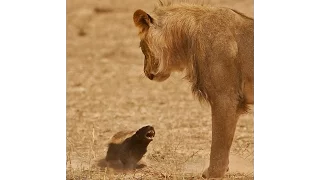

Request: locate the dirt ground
(67, 0), (254, 179)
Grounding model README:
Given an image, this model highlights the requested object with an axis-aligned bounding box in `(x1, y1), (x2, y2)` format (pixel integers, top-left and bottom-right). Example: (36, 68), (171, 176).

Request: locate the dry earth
(67, 0), (254, 179)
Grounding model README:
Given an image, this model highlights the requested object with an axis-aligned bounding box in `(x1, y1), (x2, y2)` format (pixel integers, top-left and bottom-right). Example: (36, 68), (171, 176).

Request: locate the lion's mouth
(152, 74), (170, 82)
(145, 130), (155, 140)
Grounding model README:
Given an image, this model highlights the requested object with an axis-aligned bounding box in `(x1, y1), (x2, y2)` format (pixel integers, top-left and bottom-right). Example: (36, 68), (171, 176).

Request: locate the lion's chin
(152, 74), (170, 82)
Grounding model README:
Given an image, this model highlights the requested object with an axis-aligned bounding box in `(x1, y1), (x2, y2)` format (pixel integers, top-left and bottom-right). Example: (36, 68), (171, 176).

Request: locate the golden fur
(133, 1), (253, 178)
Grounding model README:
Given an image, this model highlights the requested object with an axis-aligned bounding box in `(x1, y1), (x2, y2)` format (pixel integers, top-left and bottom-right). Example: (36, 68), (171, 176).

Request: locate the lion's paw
(202, 167), (229, 179)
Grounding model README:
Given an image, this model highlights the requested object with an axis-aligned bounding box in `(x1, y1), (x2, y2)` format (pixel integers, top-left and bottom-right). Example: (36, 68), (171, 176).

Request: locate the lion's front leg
(202, 96), (239, 179)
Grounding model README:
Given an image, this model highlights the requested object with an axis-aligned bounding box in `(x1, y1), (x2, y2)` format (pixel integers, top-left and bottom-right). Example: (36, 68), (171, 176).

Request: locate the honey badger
(105, 125), (155, 169)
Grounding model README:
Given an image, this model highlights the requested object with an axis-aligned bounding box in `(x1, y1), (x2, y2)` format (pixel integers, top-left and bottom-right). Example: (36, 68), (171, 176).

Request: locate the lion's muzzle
(147, 73), (154, 80)
(144, 71), (154, 80)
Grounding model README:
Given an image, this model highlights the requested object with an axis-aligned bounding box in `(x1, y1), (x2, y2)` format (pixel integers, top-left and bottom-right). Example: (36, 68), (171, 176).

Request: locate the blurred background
(67, 0), (253, 179)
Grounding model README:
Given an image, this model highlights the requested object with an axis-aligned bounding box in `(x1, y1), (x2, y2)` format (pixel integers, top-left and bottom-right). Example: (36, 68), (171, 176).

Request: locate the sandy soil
(67, 0), (253, 179)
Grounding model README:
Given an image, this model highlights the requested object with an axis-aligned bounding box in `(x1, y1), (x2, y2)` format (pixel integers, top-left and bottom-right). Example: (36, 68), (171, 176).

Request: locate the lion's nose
(144, 71), (155, 80)
(149, 74), (154, 80)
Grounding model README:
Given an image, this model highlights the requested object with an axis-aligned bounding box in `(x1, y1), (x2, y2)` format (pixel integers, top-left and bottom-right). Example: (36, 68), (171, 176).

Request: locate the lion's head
(133, 9), (187, 82)
(133, 10), (169, 81)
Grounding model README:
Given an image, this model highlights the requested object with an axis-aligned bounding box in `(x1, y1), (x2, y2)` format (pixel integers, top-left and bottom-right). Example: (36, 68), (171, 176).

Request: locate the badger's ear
(133, 9), (153, 33)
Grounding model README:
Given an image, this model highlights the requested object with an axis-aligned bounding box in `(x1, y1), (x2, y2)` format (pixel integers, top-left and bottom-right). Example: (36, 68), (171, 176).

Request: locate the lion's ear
(133, 9), (153, 33)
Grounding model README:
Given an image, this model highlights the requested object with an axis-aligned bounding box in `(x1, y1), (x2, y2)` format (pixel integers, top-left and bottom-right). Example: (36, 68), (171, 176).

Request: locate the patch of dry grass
(66, 115), (253, 179)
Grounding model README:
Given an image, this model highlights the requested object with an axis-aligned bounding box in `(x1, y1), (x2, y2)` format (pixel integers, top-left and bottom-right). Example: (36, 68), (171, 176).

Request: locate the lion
(105, 125), (155, 169)
(133, 1), (253, 178)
